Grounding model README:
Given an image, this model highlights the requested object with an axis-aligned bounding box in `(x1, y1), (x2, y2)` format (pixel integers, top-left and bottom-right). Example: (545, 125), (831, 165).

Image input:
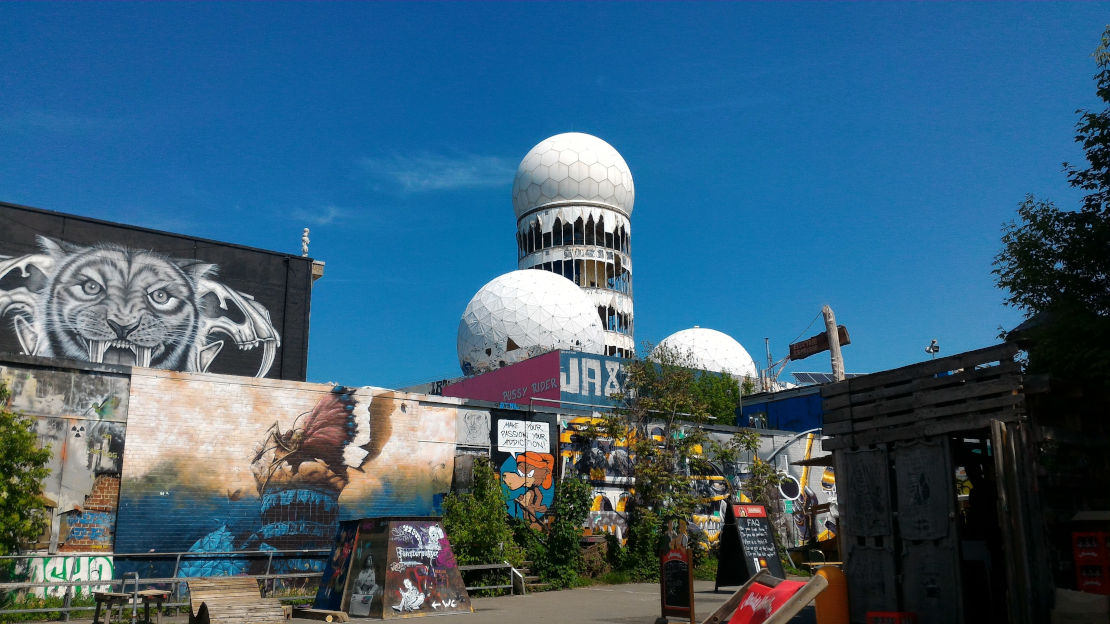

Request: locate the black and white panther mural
(0, 236), (280, 376)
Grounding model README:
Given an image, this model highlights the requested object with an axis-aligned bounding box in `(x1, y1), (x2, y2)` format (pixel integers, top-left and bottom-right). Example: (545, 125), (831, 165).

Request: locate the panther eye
(148, 289), (170, 305)
(81, 279), (103, 296)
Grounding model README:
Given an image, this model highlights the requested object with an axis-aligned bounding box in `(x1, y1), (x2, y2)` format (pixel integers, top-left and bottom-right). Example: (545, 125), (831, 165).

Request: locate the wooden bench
(186, 577), (287, 624)
(93, 589), (170, 624)
(457, 562), (516, 594)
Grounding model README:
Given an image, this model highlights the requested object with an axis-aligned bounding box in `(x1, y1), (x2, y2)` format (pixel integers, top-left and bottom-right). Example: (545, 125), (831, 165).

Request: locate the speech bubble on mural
(497, 420), (550, 454)
(525, 422), (549, 453)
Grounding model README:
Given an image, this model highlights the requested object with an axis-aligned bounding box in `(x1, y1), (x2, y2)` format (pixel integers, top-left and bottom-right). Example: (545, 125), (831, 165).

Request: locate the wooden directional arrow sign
(788, 325), (850, 361)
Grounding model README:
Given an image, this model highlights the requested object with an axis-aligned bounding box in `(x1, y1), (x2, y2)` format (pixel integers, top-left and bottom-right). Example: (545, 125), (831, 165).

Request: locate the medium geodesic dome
(457, 270), (605, 375)
(653, 326), (758, 379)
(511, 132), (635, 219)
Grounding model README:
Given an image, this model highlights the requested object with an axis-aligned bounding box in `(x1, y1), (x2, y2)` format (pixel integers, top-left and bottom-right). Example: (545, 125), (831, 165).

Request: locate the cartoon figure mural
(501, 451), (555, 530)
(488, 410), (557, 528)
(0, 236), (280, 377)
(394, 577), (425, 613)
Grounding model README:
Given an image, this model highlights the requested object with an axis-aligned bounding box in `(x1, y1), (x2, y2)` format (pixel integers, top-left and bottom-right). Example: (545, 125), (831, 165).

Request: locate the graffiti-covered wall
(0, 355), (130, 552)
(114, 368), (459, 577)
(0, 201), (312, 380)
(558, 417), (837, 549)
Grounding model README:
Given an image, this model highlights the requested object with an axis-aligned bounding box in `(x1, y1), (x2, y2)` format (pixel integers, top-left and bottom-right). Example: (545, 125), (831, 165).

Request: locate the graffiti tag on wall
(24, 556), (113, 598)
(62, 510), (116, 548)
(559, 354), (626, 405)
(0, 236), (280, 376)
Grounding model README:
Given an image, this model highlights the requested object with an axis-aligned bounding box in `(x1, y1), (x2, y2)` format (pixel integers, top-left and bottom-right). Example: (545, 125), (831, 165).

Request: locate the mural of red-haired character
(501, 451), (555, 530)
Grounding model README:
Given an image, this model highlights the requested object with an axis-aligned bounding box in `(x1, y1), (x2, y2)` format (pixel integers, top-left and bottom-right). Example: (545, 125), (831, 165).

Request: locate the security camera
(925, 339), (940, 355)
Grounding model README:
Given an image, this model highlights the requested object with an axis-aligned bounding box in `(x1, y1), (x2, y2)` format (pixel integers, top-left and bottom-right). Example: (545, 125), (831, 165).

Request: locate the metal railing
(0, 549), (328, 621)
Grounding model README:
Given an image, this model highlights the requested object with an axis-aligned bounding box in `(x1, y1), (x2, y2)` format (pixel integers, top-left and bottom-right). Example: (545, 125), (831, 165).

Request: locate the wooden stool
(92, 592), (129, 624)
(93, 590), (170, 624)
(135, 589), (170, 624)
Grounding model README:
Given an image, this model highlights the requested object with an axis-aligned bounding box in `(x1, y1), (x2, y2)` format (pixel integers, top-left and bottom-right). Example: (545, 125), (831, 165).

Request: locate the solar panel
(792, 372), (865, 385)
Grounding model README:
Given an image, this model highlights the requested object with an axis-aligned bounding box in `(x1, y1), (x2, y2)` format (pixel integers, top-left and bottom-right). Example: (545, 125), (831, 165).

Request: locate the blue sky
(1, 3), (1106, 388)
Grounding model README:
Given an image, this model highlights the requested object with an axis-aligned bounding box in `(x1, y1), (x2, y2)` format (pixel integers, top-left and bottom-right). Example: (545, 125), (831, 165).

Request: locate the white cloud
(292, 204), (346, 226)
(359, 152), (515, 193)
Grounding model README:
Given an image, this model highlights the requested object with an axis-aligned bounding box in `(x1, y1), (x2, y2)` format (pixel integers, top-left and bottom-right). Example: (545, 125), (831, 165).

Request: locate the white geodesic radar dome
(653, 326), (758, 379)
(511, 132), (635, 219)
(458, 270), (605, 375)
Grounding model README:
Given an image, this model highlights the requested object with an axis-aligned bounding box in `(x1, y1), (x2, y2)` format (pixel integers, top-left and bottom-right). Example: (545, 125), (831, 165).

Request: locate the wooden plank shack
(821, 343), (1032, 624)
(821, 343), (1024, 451)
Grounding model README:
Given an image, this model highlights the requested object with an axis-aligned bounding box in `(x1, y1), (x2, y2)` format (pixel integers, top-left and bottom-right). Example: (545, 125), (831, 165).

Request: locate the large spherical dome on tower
(653, 327), (758, 379)
(458, 270), (606, 375)
(512, 132), (635, 219)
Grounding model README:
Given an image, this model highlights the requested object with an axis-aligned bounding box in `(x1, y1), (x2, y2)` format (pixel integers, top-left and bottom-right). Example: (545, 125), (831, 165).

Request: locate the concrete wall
(0, 355), (130, 552)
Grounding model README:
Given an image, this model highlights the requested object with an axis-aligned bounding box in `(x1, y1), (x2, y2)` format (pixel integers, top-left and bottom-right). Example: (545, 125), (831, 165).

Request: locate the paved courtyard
(73, 579), (817, 624)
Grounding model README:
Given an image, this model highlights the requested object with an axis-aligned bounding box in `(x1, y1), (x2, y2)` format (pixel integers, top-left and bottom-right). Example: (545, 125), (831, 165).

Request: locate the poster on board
(659, 520), (695, 623)
(315, 521), (360, 611)
(345, 519), (389, 617)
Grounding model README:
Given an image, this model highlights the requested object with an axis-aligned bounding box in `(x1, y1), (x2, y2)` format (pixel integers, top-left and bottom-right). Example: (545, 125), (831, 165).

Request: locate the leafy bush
(693, 554), (718, 581)
(1, 594), (98, 622)
(533, 475), (591, 588)
(441, 459), (525, 567)
(606, 506), (662, 581)
(580, 542), (611, 579)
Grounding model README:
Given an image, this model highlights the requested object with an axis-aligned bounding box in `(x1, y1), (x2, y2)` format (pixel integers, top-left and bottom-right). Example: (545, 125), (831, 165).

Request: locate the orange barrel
(814, 565), (849, 624)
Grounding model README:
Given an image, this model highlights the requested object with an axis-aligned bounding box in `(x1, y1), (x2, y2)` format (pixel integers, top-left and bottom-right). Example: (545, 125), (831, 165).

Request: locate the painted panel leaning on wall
(115, 369), (458, 579)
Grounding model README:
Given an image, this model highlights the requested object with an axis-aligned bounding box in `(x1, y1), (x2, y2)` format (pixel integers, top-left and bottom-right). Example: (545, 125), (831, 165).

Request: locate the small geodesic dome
(653, 326), (758, 379)
(457, 270), (605, 375)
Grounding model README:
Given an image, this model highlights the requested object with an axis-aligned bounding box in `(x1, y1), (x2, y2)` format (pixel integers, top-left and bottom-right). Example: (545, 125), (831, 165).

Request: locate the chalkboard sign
(660, 549), (693, 620)
(715, 504), (785, 589)
(659, 520), (694, 623)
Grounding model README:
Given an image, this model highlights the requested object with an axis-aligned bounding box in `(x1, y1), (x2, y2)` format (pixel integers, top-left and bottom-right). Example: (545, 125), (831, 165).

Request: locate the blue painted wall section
(740, 388), (823, 432)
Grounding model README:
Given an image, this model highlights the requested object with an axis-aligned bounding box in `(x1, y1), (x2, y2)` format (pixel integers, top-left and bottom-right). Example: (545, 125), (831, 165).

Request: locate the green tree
(0, 383), (51, 557)
(994, 27), (1110, 385)
(599, 344), (766, 578)
(441, 459), (524, 567)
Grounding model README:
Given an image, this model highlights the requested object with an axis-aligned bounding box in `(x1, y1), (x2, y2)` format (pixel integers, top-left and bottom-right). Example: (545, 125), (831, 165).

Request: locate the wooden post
(822, 306), (845, 382)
